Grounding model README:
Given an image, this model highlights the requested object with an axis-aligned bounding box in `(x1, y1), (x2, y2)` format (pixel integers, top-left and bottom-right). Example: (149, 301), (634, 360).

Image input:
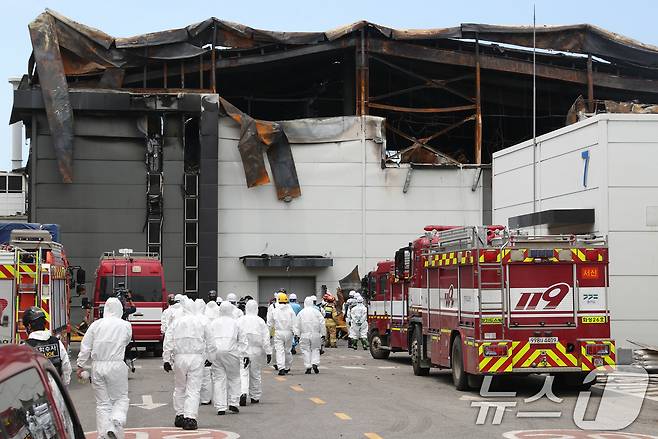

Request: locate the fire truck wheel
(368, 331), (390, 360)
(411, 328), (430, 376)
(451, 335), (469, 390)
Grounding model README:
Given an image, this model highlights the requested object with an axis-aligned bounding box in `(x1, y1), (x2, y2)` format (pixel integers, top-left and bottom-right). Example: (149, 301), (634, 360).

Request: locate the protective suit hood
(205, 300), (218, 313)
(182, 297), (195, 315)
(304, 297), (314, 308)
(194, 299), (205, 315)
(218, 301), (235, 317)
(103, 297), (123, 319)
(245, 299), (259, 316)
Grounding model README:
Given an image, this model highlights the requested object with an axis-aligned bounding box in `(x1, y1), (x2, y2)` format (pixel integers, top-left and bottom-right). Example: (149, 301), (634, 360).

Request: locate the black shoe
(305, 368), (312, 374)
(284, 368), (290, 374)
(217, 410), (226, 415)
(107, 432), (117, 439)
(313, 364), (319, 374)
(239, 394), (247, 407)
(229, 405), (240, 413)
(182, 418), (197, 431)
(291, 347), (297, 355)
(273, 364), (278, 370)
(174, 414), (184, 428)
(251, 398), (259, 404)
(278, 369), (286, 376)
(352, 345), (358, 350)
(200, 401), (212, 406)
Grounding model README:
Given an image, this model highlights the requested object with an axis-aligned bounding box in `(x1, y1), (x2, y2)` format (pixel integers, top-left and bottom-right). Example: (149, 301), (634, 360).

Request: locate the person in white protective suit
(76, 297), (132, 439)
(163, 297), (206, 431)
(267, 293), (296, 375)
(226, 293), (245, 319)
(348, 295), (369, 350)
(294, 296), (327, 374)
(161, 294), (182, 335)
(237, 299), (272, 404)
(205, 301), (248, 415)
(200, 300), (219, 405)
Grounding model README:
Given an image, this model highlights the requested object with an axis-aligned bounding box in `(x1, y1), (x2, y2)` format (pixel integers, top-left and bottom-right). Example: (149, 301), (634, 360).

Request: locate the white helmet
(226, 293), (238, 303)
(289, 293), (297, 301)
(310, 295), (317, 303)
(356, 296), (364, 304)
(349, 290), (356, 298)
(216, 296), (223, 303)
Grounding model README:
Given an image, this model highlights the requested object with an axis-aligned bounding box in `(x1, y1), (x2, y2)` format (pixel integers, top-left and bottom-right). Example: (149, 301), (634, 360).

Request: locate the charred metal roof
(15, 9), (658, 186)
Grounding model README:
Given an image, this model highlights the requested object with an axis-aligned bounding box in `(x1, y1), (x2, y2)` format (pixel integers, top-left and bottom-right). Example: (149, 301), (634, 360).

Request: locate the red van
(0, 344), (85, 438)
(92, 249), (167, 355)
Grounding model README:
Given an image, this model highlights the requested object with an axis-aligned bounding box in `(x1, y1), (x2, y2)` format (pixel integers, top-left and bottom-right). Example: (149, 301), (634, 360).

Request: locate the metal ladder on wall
(145, 116), (163, 258)
(477, 245), (507, 341)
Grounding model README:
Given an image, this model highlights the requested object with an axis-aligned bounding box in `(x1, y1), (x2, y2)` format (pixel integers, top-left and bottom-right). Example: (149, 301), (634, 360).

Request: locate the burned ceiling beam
(367, 39), (658, 94)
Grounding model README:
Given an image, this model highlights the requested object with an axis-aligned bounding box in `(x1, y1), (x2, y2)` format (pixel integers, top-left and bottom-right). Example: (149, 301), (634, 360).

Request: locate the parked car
(0, 344), (85, 438)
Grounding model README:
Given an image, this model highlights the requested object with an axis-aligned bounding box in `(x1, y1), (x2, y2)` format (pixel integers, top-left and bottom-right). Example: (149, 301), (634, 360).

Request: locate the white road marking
(341, 366), (366, 370)
(129, 394), (166, 410)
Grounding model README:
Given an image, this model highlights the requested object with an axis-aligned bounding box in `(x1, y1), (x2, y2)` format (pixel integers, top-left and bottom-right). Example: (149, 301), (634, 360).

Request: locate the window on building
(7, 176), (22, 193)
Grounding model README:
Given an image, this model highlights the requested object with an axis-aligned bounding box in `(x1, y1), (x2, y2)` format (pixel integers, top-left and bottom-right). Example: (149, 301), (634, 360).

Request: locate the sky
(2, 0), (658, 170)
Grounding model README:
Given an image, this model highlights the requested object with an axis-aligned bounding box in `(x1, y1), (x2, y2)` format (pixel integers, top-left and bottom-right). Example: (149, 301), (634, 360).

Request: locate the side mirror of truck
(81, 297), (91, 310)
(76, 268), (86, 285)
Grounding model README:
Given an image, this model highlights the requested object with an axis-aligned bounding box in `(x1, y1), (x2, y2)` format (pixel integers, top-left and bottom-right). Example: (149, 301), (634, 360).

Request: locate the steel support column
(475, 37), (482, 165)
(356, 28), (369, 116)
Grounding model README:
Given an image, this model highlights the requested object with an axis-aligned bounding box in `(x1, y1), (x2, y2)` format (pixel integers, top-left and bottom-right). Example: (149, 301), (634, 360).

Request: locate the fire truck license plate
(529, 337), (558, 344)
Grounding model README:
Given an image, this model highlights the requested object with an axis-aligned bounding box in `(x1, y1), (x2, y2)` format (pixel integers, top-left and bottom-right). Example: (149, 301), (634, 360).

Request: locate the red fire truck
(366, 225), (614, 390)
(92, 249), (167, 354)
(0, 230), (82, 347)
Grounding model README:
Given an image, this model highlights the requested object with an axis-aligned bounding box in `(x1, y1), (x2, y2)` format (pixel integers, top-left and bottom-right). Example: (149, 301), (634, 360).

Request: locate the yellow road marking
(309, 397), (326, 405)
(290, 385), (304, 392)
(334, 412), (352, 420)
(275, 377), (287, 382)
(364, 434), (383, 439)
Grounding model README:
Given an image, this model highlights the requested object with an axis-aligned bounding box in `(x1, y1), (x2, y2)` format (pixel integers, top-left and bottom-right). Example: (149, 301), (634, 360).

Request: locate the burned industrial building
(11, 9), (658, 302)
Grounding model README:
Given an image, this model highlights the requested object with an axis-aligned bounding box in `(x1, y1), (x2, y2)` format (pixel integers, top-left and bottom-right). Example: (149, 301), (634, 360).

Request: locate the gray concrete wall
(31, 114), (185, 320)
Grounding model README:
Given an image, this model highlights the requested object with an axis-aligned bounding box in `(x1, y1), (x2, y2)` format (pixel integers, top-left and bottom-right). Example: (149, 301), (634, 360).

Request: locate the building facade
(492, 114), (658, 354)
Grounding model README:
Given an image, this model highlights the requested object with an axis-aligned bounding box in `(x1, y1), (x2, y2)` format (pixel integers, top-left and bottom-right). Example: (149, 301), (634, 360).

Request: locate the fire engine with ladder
(0, 229), (78, 346)
(366, 225), (615, 390)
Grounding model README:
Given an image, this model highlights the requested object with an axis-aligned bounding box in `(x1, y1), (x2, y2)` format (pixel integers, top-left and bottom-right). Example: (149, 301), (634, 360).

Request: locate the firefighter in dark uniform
(23, 306), (72, 385)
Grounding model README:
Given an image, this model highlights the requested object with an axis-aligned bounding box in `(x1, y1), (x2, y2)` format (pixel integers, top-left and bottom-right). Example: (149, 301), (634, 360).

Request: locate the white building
(492, 114), (658, 355)
(217, 115), (490, 302)
(0, 172), (26, 220)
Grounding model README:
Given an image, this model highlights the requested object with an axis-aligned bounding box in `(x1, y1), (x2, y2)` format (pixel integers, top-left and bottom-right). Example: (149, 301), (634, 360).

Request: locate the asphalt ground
(67, 341), (658, 439)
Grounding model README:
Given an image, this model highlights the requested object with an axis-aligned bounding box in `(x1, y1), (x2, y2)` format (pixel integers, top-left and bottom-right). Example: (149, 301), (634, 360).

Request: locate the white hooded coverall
(348, 302), (369, 340)
(237, 300), (272, 400)
(163, 297), (206, 420)
(294, 297), (327, 369)
(77, 297), (132, 439)
(160, 294), (183, 335)
(200, 300), (219, 404)
(205, 302), (246, 411)
(267, 302), (296, 370)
